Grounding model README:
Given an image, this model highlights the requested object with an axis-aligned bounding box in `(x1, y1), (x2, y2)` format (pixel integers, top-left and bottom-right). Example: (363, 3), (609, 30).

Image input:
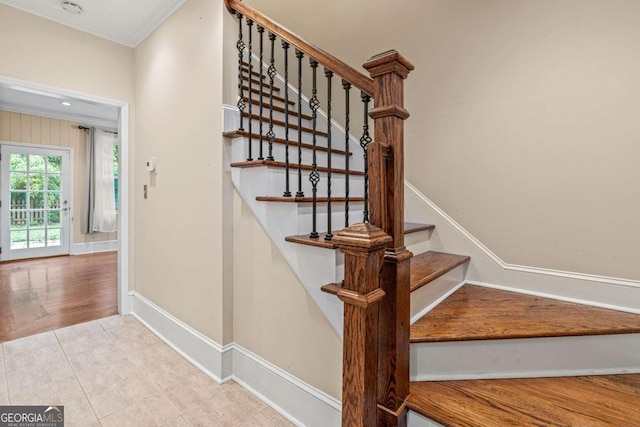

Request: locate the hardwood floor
(0, 252), (117, 342)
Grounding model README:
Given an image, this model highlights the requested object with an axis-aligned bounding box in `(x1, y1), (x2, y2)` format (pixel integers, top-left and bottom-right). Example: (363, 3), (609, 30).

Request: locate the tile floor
(0, 315), (295, 427)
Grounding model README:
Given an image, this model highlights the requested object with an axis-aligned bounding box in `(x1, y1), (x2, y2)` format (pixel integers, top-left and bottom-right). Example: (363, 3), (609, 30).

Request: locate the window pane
(10, 231), (27, 250)
(29, 174), (44, 191)
(47, 156), (62, 173)
(48, 192), (60, 209)
(47, 174), (61, 191)
(10, 210), (27, 230)
(10, 192), (27, 209)
(10, 154), (27, 171)
(29, 155), (45, 172)
(30, 211), (46, 228)
(29, 193), (45, 209)
(47, 228), (61, 247)
(29, 229), (46, 248)
(47, 211), (61, 227)
(10, 172), (27, 190)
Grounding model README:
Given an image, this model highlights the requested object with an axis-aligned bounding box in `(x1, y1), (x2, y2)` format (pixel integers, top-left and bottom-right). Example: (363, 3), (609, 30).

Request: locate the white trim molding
(404, 181), (640, 313)
(71, 240), (119, 255)
(130, 291), (342, 427)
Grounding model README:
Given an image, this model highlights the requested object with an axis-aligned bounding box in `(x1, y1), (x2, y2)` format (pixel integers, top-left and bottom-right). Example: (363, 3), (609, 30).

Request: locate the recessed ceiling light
(61, 1), (83, 15)
(61, 101), (72, 106)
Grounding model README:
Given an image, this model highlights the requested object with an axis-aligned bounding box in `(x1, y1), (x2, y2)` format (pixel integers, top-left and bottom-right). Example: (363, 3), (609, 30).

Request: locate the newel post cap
(333, 223), (392, 252)
(363, 49), (415, 79)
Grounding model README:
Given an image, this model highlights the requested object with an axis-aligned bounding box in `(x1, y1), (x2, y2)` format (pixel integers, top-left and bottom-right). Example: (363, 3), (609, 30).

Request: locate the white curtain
(90, 129), (118, 233)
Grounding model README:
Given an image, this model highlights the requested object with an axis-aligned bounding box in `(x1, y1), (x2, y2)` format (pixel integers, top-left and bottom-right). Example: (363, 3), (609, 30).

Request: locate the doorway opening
(0, 75), (130, 341)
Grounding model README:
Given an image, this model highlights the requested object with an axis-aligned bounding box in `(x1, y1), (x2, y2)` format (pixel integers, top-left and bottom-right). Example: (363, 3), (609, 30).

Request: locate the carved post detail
(334, 223), (392, 427)
(363, 50), (415, 427)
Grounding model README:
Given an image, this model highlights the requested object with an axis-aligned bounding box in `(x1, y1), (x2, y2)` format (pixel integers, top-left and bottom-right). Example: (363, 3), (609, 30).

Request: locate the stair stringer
(229, 163), (345, 335)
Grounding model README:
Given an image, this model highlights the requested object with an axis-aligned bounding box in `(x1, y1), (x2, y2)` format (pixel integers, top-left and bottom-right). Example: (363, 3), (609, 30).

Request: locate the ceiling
(0, 0), (186, 47)
(0, 83), (120, 128)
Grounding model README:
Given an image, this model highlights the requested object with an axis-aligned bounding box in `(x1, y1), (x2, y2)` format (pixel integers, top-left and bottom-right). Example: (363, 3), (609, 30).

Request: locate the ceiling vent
(61, 1), (83, 15)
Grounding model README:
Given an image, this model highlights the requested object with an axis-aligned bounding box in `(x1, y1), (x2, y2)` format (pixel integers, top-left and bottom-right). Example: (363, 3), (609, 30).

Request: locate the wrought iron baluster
(360, 93), (372, 223)
(309, 59), (320, 239)
(236, 14), (246, 132)
(325, 69), (334, 241)
(342, 80), (351, 228)
(282, 41), (291, 197)
(257, 25), (265, 160)
(266, 33), (276, 161)
(246, 19), (254, 161)
(295, 49), (305, 197)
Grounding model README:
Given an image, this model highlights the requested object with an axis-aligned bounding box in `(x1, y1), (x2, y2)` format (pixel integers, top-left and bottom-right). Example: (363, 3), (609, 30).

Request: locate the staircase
(222, 1), (640, 425)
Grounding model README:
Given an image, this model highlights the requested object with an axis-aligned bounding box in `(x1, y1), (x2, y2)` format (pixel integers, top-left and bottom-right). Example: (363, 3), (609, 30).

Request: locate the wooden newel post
(363, 50), (415, 427)
(334, 223), (392, 427)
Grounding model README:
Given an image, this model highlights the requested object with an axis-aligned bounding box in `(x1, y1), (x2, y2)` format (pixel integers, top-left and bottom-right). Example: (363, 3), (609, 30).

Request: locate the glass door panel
(1, 145), (71, 260)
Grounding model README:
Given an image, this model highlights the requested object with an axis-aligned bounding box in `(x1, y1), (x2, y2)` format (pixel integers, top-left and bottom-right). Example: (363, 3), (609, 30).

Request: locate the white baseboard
(404, 181), (640, 313)
(71, 239), (118, 255)
(232, 345), (341, 427)
(129, 291), (232, 382)
(130, 292), (341, 427)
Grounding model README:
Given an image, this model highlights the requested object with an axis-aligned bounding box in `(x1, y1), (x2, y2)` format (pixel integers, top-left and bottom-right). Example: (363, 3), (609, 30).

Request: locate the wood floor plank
(408, 375), (640, 427)
(0, 252), (118, 342)
(411, 284), (640, 343)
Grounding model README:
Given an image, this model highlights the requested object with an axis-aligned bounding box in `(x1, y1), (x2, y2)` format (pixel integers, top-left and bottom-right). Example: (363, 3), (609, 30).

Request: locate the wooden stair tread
(408, 375), (640, 427)
(256, 196), (365, 203)
(290, 222), (435, 250)
(404, 222), (435, 234)
(242, 66), (264, 78)
(243, 97), (313, 120)
(230, 159), (364, 176)
(243, 113), (328, 137)
(223, 130), (351, 155)
(242, 74), (280, 91)
(242, 86), (295, 105)
(410, 251), (470, 293)
(410, 284), (640, 343)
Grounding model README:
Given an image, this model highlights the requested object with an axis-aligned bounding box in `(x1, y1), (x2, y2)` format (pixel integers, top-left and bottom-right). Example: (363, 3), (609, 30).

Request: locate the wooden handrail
(224, 0), (375, 96)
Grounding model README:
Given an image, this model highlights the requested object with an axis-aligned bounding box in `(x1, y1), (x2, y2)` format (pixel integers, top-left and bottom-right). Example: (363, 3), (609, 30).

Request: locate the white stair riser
(406, 229), (434, 260)
(243, 108), (313, 129)
(242, 117), (364, 161)
(256, 167), (365, 198)
(410, 266), (465, 324)
(408, 412), (445, 427)
(294, 206), (366, 236)
(231, 138), (365, 173)
(410, 333), (640, 381)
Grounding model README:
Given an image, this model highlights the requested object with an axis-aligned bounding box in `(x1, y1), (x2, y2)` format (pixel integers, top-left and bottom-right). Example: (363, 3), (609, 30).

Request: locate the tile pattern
(1, 316), (296, 427)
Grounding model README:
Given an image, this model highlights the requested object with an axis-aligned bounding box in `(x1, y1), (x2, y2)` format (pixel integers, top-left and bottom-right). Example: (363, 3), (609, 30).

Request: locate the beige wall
(0, 110), (118, 244)
(232, 192), (342, 398)
(245, 0), (640, 281)
(133, 0), (229, 343)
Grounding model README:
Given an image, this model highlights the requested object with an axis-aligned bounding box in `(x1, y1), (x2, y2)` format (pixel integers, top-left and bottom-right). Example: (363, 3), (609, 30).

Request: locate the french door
(0, 144), (71, 260)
